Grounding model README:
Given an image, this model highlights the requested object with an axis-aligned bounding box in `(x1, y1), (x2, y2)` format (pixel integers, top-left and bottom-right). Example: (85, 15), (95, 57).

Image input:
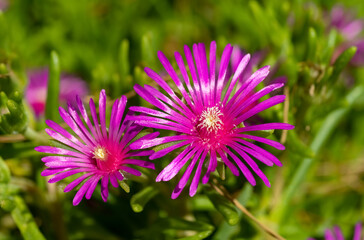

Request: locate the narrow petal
(225, 145), (270, 187)
(99, 90), (108, 139)
(216, 148), (240, 177)
(231, 137), (282, 166)
(353, 222), (362, 240)
(235, 123), (295, 133)
(35, 146), (85, 158)
(85, 175), (101, 199)
(184, 44), (204, 106)
(234, 95), (286, 124)
(202, 150), (217, 184)
(175, 51), (199, 108)
(130, 135), (190, 150)
(120, 166), (141, 176)
(109, 173), (119, 188)
(223, 54), (251, 105)
(100, 176), (109, 202)
(72, 177), (94, 206)
(144, 67), (195, 118)
(190, 149), (208, 196)
(158, 51), (193, 109)
(64, 173), (93, 192)
(150, 140), (192, 160)
(156, 146), (193, 182)
(333, 226), (344, 240)
(226, 65), (270, 110)
(122, 159), (155, 169)
(216, 44), (233, 102)
(161, 146), (200, 182)
(48, 168), (89, 183)
(237, 134), (286, 151)
(171, 147), (203, 199)
(221, 146), (256, 186)
(209, 41), (217, 105)
(129, 106), (191, 126)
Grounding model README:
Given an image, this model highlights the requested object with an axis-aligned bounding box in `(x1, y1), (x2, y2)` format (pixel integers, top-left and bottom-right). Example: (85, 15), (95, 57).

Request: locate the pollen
(197, 106), (223, 133)
(93, 146), (108, 161)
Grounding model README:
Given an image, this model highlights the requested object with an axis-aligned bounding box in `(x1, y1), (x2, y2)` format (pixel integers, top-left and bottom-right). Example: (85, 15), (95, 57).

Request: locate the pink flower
(25, 69), (89, 118)
(308, 222), (363, 240)
(35, 90), (156, 205)
(129, 41), (294, 198)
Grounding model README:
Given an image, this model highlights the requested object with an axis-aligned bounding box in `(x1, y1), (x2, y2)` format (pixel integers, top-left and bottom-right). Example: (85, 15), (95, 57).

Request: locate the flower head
(25, 69), (89, 118)
(35, 90), (155, 205)
(308, 222), (362, 240)
(329, 5), (364, 41)
(328, 6), (364, 66)
(129, 41), (294, 198)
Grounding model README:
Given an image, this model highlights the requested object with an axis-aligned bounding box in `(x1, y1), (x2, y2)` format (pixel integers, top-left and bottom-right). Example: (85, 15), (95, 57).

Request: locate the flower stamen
(93, 146), (108, 161)
(198, 106), (223, 133)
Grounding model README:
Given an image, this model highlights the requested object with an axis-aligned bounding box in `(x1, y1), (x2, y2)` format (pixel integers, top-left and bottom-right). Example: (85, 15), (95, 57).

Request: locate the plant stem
(211, 179), (285, 240)
(11, 196), (46, 240)
(23, 127), (48, 144)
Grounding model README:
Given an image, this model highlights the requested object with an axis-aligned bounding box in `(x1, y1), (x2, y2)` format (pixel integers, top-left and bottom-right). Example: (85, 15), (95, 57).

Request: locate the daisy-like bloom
(129, 41), (294, 198)
(35, 90), (156, 205)
(328, 6), (364, 66)
(25, 69), (89, 118)
(329, 5), (364, 41)
(308, 222), (363, 240)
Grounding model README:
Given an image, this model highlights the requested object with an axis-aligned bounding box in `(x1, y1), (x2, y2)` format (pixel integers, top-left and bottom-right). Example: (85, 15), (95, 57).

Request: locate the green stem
(11, 196), (46, 240)
(45, 51), (61, 121)
(23, 127), (48, 144)
(277, 86), (364, 222)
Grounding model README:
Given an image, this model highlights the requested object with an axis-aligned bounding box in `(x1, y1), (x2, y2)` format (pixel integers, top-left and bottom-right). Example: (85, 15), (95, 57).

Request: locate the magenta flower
(129, 41), (294, 198)
(308, 222), (363, 240)
(328, 6), (364, 66)
(35, 90), (156, 205)
(25, 69), (89, 118)
(329, 5), (364, 41)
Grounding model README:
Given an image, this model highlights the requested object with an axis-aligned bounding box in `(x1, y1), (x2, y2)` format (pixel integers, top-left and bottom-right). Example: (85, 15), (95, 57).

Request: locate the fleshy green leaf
(130, 186), (159, 213)
(45, 51), (61, 121)
(206, 191), (239, 226)
(0, 157), (10, 183)
(329, 46), (357, 82)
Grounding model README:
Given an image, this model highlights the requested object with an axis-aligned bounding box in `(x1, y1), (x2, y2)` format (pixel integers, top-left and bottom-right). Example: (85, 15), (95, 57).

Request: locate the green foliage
(0, 0), (364, 239)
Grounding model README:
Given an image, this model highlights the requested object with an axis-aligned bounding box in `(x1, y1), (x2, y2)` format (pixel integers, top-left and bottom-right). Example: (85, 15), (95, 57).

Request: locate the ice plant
(129, 41), (294, 198)
(25, 69), (89, 118)
(308, 222), (363, 240)
(35, 90), (156, 205)
(328, 5), (364, 66)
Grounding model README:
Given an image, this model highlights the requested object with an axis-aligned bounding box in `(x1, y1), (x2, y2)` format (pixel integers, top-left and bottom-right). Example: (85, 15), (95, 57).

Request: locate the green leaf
(45, 51), (61, 121)
(0, 157), (10, 183)
(286, 130), (314, 158)
(329, 46), (357, 82)
(130, 186), (159, 213)
(306, 27), (317, 61)
(161, 218), (214, 232)
(321, 30), (337, 64)
(152, 140), (184, 153)
(0, 92), (28, 134)
(10, 196), (46, 240)
(119, 181), (130, 193)
(141, 33), (156, 67)
(119, 39), (130, 78)
(206, 191), (239, 226)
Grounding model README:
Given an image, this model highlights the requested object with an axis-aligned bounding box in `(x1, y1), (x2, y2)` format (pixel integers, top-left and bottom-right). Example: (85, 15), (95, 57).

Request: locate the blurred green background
(1, 0), (364, 239)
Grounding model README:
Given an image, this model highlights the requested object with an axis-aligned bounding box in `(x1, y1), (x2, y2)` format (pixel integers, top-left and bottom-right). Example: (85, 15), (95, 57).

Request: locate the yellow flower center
(93, 146), (108, 161)
(197, 106), (223, 133)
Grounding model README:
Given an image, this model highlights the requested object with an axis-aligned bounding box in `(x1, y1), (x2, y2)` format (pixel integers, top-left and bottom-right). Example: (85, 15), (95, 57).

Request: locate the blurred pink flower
(329, 5), (364, 66)
(25, 69), (89, 118)
(308, 222), (362, 240)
